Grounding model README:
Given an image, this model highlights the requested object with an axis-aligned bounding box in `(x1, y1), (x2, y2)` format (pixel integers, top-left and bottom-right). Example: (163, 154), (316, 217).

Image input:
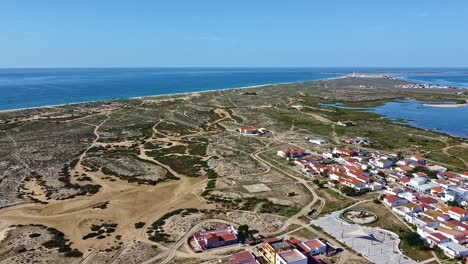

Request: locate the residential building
(438, 242), (468, 258)
(384, 194), (408, 207)
(260, 238), (293, 264)
(231, 251), (260, 264)
(448, 207), (468, 221)
(238, 126), (261, 136)
(297, 239), (327, 256)
(193, 226), (238, 250)
(275, 249), (308, 264)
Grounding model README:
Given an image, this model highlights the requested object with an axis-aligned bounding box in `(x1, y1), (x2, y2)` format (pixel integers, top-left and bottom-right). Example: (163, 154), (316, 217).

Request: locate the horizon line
(1, 66), (468, 69)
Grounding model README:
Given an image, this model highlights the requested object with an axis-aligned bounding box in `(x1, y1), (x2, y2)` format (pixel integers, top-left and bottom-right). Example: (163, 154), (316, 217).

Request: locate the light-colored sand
(0, 173), (212, 256)
(0, 227), (14, 243)
(423, 100), (468, 108)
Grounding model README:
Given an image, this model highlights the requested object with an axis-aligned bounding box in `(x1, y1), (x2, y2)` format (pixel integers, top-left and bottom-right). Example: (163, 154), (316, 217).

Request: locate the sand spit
(423, 100), (468, 108)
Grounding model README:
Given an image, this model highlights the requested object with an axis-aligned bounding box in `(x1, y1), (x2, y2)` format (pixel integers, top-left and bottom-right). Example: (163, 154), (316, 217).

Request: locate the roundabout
(341, 209), (378, 225)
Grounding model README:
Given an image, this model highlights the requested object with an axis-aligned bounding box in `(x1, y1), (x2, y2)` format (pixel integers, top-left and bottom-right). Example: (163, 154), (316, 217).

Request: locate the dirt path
(442, 144), (468, 167)
(253, 149), (325, 228)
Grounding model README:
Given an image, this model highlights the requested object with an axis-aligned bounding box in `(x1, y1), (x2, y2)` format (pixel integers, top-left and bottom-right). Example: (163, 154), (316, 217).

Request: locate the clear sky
(1, 0), (467, 67)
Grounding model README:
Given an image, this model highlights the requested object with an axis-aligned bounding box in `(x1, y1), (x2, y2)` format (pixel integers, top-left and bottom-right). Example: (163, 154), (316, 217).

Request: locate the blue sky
(1, 0), (467, 67)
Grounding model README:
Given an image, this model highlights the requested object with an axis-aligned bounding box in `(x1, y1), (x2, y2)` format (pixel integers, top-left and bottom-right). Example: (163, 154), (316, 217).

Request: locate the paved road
(312, 209), (417, 264)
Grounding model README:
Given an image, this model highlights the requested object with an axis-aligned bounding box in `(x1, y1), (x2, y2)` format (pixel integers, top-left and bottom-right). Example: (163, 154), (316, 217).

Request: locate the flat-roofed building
(276, 249), (307, 264)
(260, 237), (293, 264)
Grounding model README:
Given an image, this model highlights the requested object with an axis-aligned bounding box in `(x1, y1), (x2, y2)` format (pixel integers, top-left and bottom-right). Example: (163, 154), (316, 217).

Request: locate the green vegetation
(424, 151), (466, 171)
(148, 208), (200, 243)
(42, 227), (83, 258)
(446, 147), (468, 165)
(410, 166), (437, 179)
(269, 110), (333, 137)
(399, 231), (433, 262)
(83, 223), (118, 240)
(134, 222), (146, 229)
(340, 186), (369, 197)
(316, 188), (354, 215)
(57, 164), (102, 198)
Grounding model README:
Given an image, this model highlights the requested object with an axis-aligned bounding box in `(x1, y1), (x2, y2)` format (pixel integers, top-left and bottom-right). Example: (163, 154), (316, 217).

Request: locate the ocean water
(0, 68), (467, 137)
(0, 68), (342, 111)
(1, 68), (468, 111)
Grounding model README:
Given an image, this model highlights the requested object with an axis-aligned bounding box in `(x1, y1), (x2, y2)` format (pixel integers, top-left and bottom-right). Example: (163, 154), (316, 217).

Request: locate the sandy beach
(423, 100), (468, 108)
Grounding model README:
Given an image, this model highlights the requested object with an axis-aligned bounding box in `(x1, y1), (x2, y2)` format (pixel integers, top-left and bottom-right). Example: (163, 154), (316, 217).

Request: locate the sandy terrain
(0, 173), (212, 255)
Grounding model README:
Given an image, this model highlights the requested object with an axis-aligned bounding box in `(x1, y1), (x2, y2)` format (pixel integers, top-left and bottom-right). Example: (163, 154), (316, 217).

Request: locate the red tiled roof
(385, 194), (404, 203)
(240, 126), (257, 131)
(303, 239), (325, 250)
(264, 237), (281, 244)
(417, 197), (438, 204)
(429, 232), (449, 242)
(449, 206), (468, 215)
(415, 172), (427, 177)
(399, 166), (413, 172)
(232, 251), (256, 263)
(400, 177), (411, 183)
(205, 233), (217, 240)
(219, 233), (237, 241)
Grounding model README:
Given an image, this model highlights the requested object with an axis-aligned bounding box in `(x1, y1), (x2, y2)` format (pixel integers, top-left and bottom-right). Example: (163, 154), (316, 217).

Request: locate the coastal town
(161, 122), (468, 264)
(0, 76), (466, 264)
(1, 1), (468, 263)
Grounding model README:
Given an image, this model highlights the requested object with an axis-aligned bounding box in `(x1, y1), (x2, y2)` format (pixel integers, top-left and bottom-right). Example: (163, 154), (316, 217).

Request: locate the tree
(238, 225), (250, 244)
(410, 167), (437, 179)
(448, 199), (460, 207)
(403, 232), (422, 247)
(340, 187), (356, 196)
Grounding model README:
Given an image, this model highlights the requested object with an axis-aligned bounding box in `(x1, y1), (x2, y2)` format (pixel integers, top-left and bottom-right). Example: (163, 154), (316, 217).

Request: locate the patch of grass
(269, 110), (333, 137)
(446, 146), (468, 164)
(350, 201), (408, 234)
(316, 188), (354, 215)
(424, 151), (465, 171)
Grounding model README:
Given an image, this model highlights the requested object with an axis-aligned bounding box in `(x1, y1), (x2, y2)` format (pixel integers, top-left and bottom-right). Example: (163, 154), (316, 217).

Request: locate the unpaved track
(442, 145), (468, 167)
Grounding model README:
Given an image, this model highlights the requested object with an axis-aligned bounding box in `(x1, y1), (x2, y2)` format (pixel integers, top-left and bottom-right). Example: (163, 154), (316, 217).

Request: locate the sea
(0, 67), (467, 137)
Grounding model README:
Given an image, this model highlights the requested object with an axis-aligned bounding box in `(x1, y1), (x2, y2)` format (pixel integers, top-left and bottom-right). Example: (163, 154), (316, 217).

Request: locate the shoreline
(0, 75), (464, 114)
(0, 78), (342, 114)
(423, 100), (468, 108)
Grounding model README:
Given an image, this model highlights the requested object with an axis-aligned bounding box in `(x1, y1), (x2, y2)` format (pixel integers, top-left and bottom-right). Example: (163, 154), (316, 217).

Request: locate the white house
(309, 139), (328, 145)
(370, 158), (394, 169)
(438, 242), (468, 258)
(238, 126), (262, 136)
(298, 239), (327, 256)
(384, 194), (408, 207)
(368, 182), (383, 191)
(448, 207), (468, 221)
(276, 249), (308, 264)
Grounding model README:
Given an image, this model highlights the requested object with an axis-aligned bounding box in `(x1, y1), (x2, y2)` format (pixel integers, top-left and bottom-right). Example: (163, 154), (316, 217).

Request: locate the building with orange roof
(448, 207), (468, 221)
(259, 238), (293, 264)
(384, 194), (408, 207)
